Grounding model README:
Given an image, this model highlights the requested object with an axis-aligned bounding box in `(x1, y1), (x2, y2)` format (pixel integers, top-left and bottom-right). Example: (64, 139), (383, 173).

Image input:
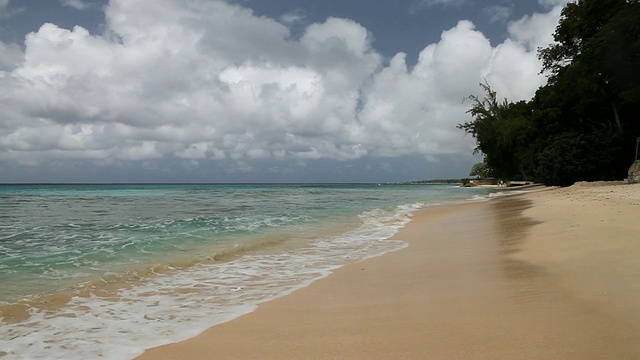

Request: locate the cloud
(0, 0), (23, 18)
(60, 0), (92, 10)
(416, 0), (467, 8)
(0, 0), (565, 180)
(483, 4), (514, 23)
(280, 9), (306, 25)
(538, 0), (572, 8)
(507, 2), (563, 51)
(0, 41), (23, 71)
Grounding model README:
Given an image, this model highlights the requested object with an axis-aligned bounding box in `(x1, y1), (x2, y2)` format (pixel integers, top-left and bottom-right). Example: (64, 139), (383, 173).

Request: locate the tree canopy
(469, 160), (492, 178)
(459, 0), (640, 186)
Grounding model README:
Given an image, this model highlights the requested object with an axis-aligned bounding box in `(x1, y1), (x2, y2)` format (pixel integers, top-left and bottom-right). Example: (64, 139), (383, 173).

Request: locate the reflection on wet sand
(492, 198), (553, 304)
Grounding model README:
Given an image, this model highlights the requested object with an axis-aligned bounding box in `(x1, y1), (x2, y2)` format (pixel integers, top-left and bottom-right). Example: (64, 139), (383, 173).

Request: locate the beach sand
(137, 182), (640, 359)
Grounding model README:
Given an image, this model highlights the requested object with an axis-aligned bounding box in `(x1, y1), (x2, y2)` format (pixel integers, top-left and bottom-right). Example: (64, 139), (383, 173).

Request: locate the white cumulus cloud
(0, 0), (565, 179)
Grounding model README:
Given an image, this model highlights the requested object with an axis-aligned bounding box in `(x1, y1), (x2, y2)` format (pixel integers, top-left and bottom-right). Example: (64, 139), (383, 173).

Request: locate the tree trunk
(611, 101), (622, 131)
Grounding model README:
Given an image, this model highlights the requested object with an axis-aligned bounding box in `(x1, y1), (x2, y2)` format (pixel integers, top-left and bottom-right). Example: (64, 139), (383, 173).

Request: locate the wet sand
(137, 182), (640, 359)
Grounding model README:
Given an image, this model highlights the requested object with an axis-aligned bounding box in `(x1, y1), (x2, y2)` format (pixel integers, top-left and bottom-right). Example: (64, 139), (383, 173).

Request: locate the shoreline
(4, 184), (447, 359)
(137, 182), (640, 359)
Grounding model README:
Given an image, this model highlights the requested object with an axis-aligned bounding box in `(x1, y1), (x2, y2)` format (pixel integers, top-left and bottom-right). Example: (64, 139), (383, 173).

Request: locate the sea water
(0, 183), (509, 359)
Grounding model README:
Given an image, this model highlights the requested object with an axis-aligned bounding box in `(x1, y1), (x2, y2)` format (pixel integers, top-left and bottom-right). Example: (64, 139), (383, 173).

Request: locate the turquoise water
(0, 183), (507, 359)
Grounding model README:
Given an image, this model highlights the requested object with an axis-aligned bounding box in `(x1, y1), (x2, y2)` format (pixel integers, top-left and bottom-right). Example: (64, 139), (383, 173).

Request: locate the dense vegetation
(458, 0), (640, 186)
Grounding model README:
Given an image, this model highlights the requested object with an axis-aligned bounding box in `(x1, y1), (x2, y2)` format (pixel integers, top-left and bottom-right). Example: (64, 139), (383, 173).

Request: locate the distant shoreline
(0, 182), (453, 186)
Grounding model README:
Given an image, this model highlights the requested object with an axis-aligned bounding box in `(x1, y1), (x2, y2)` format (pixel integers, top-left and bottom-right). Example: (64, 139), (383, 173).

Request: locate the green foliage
(469, 160), (492, 178)
(539, 0), (639, 135)
(459, 0), (640, 186)
(535, 130), (624, 186)
(458, 83), (532, 180)
(535, 133), (587, 187)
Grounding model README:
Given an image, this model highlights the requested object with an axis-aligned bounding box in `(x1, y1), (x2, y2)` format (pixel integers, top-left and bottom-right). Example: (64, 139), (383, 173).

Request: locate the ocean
(0, 183), (510, 359)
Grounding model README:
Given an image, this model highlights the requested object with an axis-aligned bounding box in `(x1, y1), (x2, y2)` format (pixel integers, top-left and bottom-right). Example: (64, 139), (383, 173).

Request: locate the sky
(0, 0), (569, 183)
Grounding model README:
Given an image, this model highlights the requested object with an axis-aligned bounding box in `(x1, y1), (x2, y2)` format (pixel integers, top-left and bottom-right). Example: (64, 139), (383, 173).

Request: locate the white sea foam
(467, 189), (530, 202)
(0, 203), (414, 360)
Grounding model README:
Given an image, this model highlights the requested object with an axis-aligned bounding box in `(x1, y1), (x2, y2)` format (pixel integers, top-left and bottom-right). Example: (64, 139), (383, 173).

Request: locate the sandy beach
(137, 182), (640, 359)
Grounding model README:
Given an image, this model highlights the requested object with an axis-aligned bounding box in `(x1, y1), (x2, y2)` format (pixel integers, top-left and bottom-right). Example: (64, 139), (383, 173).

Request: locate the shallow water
(0, 183), (506, 359)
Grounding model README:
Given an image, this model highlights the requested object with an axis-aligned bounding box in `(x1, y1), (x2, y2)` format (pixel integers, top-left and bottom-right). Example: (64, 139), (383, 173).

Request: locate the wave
(0, 202), (417, 360)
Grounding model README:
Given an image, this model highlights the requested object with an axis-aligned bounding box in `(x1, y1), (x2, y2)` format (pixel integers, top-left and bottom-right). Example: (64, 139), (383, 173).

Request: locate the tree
(469, 160), (492, 178)
(459, 0), (639, 186)
(535, 130), (623, 186)
(535, 0), (640, 183)
(539, 0), (640, 133)
(458, 82), (532, 180)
